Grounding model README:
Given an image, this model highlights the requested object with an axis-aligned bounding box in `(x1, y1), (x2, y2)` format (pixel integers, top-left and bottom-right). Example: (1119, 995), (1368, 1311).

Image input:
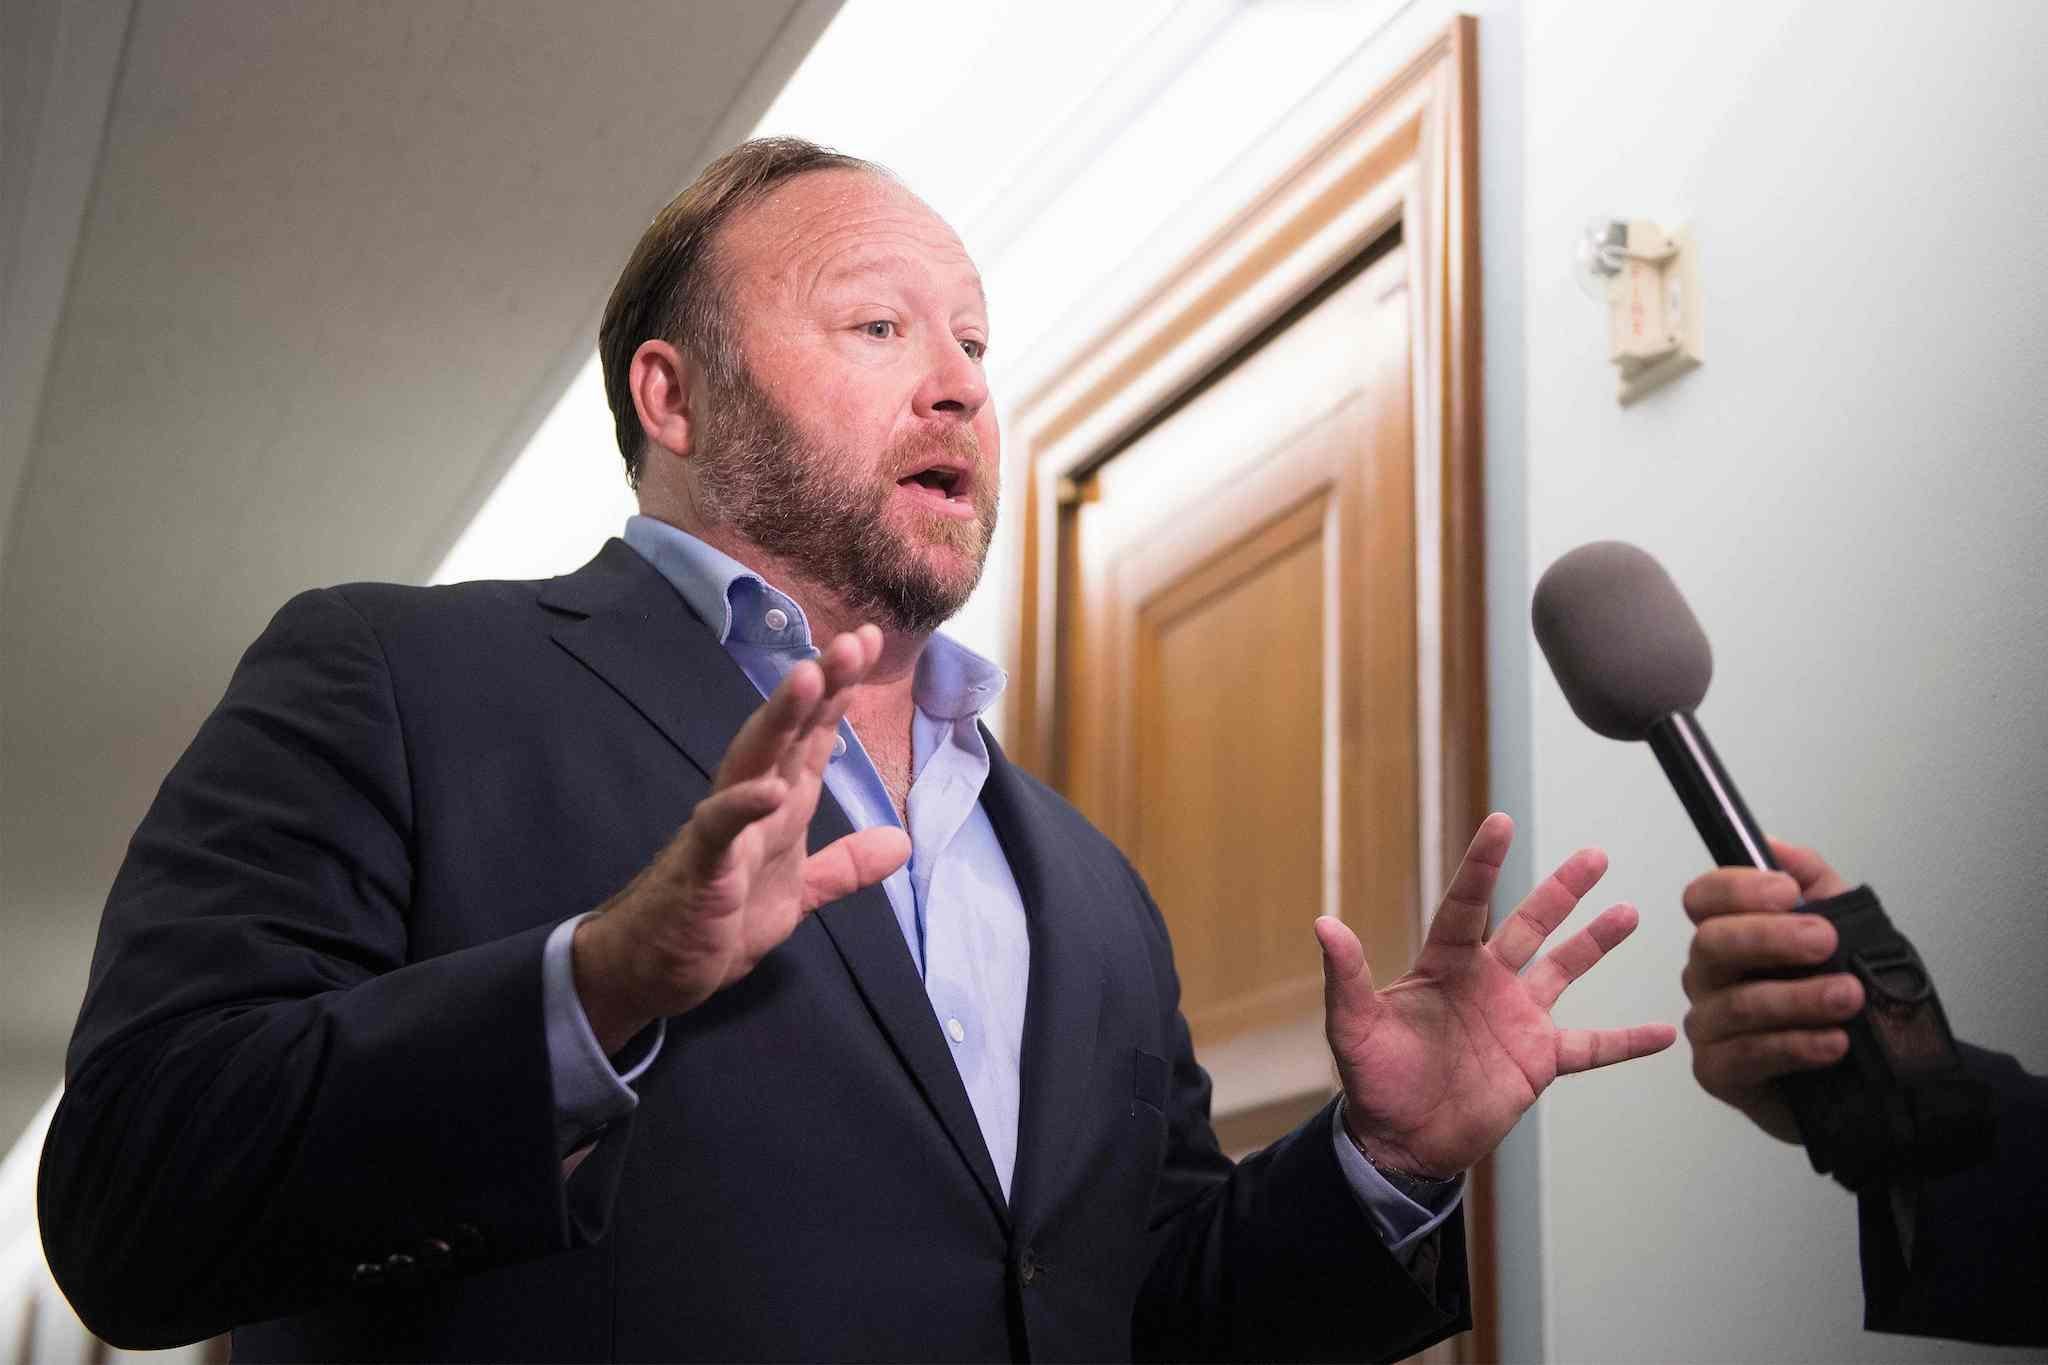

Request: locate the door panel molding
(1005, 19), (1488, 1361)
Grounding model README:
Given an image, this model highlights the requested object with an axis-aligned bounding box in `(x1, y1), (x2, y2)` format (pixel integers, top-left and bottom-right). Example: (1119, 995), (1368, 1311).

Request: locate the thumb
(802, 826), (911, 910)
(1315, 915), (1376, 1013)
(1766, 838), (1851, 901)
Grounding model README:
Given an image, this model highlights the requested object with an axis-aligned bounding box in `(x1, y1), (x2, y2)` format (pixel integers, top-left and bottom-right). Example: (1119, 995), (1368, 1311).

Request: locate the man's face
(689, 170), (999, 636)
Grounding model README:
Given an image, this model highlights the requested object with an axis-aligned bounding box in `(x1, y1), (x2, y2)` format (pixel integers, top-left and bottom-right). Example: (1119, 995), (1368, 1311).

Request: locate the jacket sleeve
(1122, 862), (1471, 1364)
(37, 589), (584, 1350)
(1856, 1042), (2048, 1347)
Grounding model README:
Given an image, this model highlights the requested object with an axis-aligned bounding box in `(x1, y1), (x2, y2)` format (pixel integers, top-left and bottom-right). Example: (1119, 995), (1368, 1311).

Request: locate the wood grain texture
(1007, 18), (1488, 1359)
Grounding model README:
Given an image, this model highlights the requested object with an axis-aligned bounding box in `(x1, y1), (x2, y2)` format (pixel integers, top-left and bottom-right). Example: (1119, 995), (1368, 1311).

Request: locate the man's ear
(629, 339), (697, 462)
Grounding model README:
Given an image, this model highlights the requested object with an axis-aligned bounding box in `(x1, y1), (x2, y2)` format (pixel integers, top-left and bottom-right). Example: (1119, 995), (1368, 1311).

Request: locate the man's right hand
(571, 625), (911, 1054)
(1680, 839), (1864, 1143)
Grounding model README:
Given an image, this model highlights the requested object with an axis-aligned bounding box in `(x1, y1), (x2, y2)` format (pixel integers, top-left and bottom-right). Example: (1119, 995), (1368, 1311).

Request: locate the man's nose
(913, 336), (988, 423)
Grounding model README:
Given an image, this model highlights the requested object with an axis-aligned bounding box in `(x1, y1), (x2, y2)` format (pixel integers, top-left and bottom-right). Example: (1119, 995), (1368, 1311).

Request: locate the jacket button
(1018, 1249), (1038, 1286)
(350, 1262), (383, 1286)
(384, 1251), (418, 1285)
(419, 1237), (452, 1266)
(452, 1223), (484, 1256)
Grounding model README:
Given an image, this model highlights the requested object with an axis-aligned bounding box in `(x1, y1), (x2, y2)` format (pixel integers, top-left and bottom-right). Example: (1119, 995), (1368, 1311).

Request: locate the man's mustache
(887, 425), (982, 475)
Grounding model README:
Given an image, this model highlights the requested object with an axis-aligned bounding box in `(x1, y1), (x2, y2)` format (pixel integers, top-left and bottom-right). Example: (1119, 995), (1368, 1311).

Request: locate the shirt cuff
(543, 912), (664, 1156)
(1329, 1106), (1466, 1266)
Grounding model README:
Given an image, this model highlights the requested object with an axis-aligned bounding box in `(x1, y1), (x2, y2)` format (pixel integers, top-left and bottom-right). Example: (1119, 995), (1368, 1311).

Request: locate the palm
(699, 765), (836, 980)
(599, 626), (909, 1021)
(1320, 814), (1676, 1176)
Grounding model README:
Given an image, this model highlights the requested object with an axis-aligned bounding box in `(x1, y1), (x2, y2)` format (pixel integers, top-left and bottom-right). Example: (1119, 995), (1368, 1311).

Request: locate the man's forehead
(726, 170), (984, 305)
(814, 247), (986, 304)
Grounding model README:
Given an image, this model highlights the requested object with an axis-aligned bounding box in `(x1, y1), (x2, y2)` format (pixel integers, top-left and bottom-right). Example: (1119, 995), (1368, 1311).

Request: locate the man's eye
(860, 320), (894, 339)
(960, 339), (987, 361)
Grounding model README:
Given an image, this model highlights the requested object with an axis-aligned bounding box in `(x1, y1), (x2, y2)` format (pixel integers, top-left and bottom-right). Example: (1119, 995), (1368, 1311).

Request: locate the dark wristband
(1774, 886), (1995, 1192)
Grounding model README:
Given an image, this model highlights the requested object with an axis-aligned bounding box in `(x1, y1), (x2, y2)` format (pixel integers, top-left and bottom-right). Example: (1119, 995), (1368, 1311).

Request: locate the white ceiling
(0, 0), (839, 1058)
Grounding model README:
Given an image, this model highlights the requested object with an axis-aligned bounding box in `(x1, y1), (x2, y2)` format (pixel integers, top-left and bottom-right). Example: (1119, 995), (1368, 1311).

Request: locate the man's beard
(690, 362), (999, 637)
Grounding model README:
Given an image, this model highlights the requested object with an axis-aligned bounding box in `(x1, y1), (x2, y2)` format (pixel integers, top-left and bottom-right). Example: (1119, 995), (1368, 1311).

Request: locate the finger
(1490, 847), (1608, 971)
(1692, 1028), (1849, 1094)
(802, 826), (911, 909)
(1687, 912), (1837, 992)
(1556, 1022), (1677, 1075)
(795, 714), (843, 785)
(780, 629), (879, 785)
(1314, 915), (1377, 1015)
(720, 660), (825, 785)
(1427, 812), (1514, 948)
(1682, 867), (1801, 922)
(1766, 838), (1852, 900)
(806, 663), (867, 757)
(811, 629), (871, 711)
(1523, 902), (1638, 1008)
(677, 775), (790, 881)
(855, 622), (883, 670)
(1683, 973), (1863, 1044)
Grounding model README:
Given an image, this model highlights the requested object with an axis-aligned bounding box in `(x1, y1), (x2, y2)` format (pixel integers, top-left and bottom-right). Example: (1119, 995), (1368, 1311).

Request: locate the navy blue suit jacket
(40, 540), (1468, 1362)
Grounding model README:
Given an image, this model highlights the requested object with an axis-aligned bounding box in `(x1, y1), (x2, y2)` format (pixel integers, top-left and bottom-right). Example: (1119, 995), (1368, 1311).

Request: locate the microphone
(1529, 541), (1996, 1189)
(1530, 540), (1776, 871)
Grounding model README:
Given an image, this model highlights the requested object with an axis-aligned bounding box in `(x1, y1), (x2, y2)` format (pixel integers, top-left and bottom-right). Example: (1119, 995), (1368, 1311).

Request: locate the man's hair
(598, 136), (885, 488)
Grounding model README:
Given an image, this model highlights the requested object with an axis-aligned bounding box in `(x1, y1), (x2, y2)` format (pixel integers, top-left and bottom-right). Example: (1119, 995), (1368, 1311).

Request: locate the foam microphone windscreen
(1531, 541), (1714, 740)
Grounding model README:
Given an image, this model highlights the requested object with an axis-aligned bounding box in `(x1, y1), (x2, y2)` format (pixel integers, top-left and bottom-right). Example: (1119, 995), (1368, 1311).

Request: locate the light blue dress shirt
(539, 516), (1462, 1258)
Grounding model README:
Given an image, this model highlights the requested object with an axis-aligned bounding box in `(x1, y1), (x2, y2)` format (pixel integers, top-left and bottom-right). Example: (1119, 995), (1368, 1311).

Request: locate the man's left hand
(1317, 812), (1676, 1177)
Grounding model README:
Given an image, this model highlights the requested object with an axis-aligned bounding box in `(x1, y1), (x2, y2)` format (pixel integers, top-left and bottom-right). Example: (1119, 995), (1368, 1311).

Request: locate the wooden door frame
(1003, 18), (1491, 1360)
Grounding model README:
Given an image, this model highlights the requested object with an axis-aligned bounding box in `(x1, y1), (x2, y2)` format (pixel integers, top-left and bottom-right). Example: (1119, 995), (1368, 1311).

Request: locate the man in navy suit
(41, 138), (1674, 1362)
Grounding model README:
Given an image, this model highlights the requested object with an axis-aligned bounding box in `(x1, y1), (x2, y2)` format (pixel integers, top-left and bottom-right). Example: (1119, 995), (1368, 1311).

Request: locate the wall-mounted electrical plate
(1606, 220), (1702, 406)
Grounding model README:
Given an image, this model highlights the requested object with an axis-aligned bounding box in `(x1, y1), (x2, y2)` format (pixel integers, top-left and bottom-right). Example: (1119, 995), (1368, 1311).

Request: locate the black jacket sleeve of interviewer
(36, 589), (589, 1350)
(1856, 1042), (2048, 1347)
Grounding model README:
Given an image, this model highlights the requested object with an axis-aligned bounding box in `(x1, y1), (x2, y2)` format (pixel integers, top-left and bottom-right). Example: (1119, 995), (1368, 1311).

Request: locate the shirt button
(832, 734), (847, 759)
(763, 607), (788, 632)
(946, 1017), (966, 1044)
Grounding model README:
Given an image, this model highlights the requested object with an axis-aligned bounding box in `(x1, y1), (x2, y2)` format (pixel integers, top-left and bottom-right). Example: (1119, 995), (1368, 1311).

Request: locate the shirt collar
(621, 514), (1007, 722)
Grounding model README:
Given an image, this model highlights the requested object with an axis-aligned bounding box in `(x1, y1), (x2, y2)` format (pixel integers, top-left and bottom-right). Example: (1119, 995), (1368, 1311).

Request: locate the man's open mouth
(895, 461), (977, 512)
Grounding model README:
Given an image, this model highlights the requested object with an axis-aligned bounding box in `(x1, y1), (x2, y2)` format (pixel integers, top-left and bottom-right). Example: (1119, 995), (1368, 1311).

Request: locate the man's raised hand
(572, 626), (911, 1053)
(1318, 813), (1676, 1177)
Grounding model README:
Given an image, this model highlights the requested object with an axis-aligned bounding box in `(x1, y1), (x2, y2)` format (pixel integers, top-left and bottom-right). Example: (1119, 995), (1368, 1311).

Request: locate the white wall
(1518, 2), (2048, 1360)
(0, 0), (133, 1158)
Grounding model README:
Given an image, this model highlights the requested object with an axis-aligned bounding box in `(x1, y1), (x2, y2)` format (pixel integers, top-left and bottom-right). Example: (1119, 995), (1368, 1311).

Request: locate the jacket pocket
(1132, 1047), (1167, 1114)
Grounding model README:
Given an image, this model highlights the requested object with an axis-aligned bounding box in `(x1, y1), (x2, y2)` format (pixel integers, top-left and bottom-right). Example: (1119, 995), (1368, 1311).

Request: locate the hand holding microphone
(1677, 838), (1861, 1145)
(1531, 542), (1992, 1190)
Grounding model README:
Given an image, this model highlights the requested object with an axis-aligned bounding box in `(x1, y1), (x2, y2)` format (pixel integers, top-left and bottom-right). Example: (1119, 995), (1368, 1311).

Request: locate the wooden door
(1057, 242), (1419, 1134)
(1006, 21), (1486, 1355)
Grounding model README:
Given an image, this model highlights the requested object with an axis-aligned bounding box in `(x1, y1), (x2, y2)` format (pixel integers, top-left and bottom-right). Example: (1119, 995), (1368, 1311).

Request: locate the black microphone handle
(1645, 711), (1780, 871)
(1647, 713), (1859, 1170)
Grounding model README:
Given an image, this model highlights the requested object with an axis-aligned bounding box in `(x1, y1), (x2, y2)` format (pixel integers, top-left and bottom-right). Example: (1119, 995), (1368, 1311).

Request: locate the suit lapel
(979, 735), (1107, 1229)
(540, 539), (762, 785)
(540, 541), (1008, 1227)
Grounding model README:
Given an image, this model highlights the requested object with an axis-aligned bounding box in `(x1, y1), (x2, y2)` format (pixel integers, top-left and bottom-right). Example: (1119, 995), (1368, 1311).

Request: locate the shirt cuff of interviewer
(543, 912), (666, 1156)
(1330, 1100), (1466, 1267)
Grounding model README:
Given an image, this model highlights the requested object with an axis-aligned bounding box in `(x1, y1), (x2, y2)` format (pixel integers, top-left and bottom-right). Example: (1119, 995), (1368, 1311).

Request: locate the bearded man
(41, 139), (1672, 1363)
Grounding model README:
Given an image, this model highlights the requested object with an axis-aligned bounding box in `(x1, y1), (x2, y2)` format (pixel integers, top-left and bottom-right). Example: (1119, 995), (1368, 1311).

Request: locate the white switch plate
(1615, 224), (1702, 405)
